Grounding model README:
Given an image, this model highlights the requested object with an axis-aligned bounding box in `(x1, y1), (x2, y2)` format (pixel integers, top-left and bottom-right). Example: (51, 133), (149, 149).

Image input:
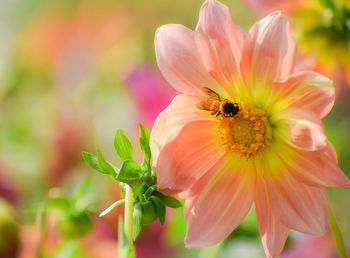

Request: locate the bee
(197, 87), (239, 117)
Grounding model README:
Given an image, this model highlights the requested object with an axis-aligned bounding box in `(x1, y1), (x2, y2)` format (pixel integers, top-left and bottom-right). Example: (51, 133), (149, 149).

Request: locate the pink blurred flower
(46, 113), (86, 186)
(281, 230), (335, 258)
(0, 165), (19, 204)
(124, 65), (177, 129)
(150, 0), (350, 257)
(14, 2), (128, 70)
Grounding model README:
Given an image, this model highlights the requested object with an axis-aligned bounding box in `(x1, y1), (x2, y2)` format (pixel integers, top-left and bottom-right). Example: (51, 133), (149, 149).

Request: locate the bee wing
(201, 87), (221, 101)
(196, 99), (213, 111)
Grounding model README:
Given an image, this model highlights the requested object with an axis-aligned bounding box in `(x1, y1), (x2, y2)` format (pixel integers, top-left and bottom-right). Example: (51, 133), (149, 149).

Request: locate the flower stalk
(124, 185), (134, 243)
(329, 207), (348, 258)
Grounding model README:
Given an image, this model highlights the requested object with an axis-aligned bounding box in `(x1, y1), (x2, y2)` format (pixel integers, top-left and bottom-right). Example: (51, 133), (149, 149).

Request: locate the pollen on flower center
(219, 104), (270, 158)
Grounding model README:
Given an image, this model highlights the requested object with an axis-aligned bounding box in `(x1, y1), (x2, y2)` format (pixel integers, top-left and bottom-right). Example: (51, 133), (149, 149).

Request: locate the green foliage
(153, 191), (183, 208)
(118, 160), (143, 181)
(318, 0), (336, 10)
(114, 129), (133, 161)
(149, 196), (166, 225)
(82, 151), (117, 177)
(138, 124), (151, 171)
(43, 179), (95, 240)
(83, 124), (183, 241)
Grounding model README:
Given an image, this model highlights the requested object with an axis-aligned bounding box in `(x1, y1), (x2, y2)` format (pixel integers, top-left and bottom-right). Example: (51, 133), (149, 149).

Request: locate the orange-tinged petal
(184, 155), (255, 247)
(287, 141), (350, 188)
(195, 0), (244, 88)
(156, 120), (225, 198)
(265, 173), (329, 235)
(274, 71), (335, 118)
(273, 107), (326, 152)
(240, 12), (296, 86)
(255, 179), (289, 258)
(155, 24), (221, 95)
(150, 94), (209, 163)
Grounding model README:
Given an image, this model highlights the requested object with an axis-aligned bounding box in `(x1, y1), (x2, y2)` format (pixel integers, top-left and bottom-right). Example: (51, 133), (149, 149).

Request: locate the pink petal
(184, 155), (255, 247)
(150, 94), (209, 163)
(240, 12), (296, 86)
(255, 179), (289, 258)
(265, 173), (329, 235)
(287, 141), (350, 188)
(274, 71), (335, 118)
(155, 24), (221, 95)
(195, 0), (244, 88)
(273, 107), (326, 152)
(156, 120), (226, 197)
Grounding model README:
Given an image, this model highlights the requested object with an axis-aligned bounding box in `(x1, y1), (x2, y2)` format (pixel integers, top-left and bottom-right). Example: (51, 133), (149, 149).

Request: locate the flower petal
(255, 179), (289, 258)
(265, 173), (329, 235)
(240, 12), (296, 86)
(273, 107), (326, 152)
(155, 120), (225, 198)
(274, 71), (335, 118)
(287, 141), (350, 188)
(184, 155), (255, 247)
(195, 0), (244, 88)
(150, 94), (209, 163)
(155, 24), (221, 95)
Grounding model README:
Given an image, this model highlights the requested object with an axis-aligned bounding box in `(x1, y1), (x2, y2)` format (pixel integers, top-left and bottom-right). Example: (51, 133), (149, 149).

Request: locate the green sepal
(114, 129), (133, 161)
(132, 203), (143, 240)
(144, 185), (157, 199)
(149, 196), (166, 225)
(99, 199), (125, 217)
(138, 124), (151, 171)
(153, 191), (183, 208)
(117, 160), (143, 181)
(140, 201), (157, 225)
(82, 151), (117, 177)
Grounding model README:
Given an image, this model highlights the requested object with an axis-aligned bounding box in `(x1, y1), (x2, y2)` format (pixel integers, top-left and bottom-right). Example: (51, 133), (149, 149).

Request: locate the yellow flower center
(219, 104), (271, 158)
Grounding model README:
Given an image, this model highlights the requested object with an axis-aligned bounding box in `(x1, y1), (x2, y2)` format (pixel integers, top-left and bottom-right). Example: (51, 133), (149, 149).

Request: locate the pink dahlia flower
(150, 0), (350, 257)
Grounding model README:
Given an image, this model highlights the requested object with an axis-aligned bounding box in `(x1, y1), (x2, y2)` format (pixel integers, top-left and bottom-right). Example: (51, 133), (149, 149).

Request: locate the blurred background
(0, 0), (349, 257)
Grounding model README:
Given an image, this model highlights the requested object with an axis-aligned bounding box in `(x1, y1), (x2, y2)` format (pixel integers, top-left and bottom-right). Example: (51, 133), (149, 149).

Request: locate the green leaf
(99, 199), (125, 217)
(132, 203), (143, 240)
(97, 149), (118, 177)
(117, 160), (143, 181)
(153, 191), (183, 208)
(118, 216), (135, 258)
(82, 152), (117, 177)
(138, 124), (151, 170)
(114, 129), (133, 161)
(149, 196), (166, 225)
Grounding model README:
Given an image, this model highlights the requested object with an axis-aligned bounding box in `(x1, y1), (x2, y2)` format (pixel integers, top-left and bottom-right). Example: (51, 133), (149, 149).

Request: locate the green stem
(124, 185), (134, 243)
(329, 207), (348, 258)
(36, 209), (47, 258)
